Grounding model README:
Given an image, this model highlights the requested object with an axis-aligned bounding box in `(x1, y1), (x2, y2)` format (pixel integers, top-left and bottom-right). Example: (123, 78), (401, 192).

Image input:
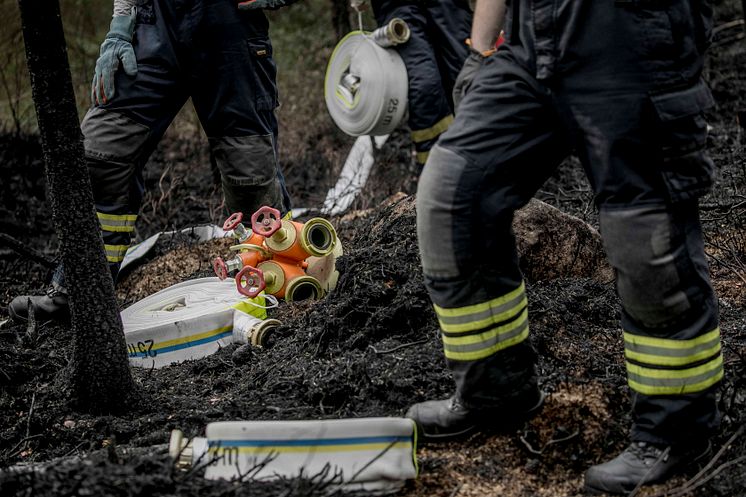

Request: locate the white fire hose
(324, 20), (410, 137)
(121, 278), (279, 369)
(170, 417), (418, 494)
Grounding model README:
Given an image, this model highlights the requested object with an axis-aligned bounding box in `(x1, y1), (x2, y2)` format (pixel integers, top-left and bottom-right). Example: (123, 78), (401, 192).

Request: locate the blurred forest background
(0, 0), (382, 213)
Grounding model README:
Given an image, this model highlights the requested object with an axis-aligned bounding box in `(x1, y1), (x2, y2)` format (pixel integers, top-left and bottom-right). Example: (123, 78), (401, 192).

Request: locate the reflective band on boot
(624, 327), (724, 395)
(434, 282), (529, 361)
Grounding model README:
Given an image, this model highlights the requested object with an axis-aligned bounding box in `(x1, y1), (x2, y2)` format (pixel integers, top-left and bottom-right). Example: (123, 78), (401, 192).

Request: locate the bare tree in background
(17, 0), (135, 412)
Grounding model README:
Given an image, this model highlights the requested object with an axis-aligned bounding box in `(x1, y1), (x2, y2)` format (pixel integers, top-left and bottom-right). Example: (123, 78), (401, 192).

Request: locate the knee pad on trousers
(209, 134), (284, 214)
(600, 204), (708, 328)
(416, 145), (470, 279)
(82, 107), (150, 205)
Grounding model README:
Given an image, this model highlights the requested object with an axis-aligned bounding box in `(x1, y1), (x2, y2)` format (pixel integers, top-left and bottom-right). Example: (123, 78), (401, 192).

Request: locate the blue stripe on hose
(208, 436), (411, 448)
(128, 330), (233, 358)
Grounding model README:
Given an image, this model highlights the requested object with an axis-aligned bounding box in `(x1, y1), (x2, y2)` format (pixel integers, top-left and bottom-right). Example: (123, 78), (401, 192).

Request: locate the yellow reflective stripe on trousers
(104, 244), (129, 263)
(624, 328), (722, 367)
(410, 114), (454, 143)
(442, 309), (529, 361)
(416, 150), (429, 165)
(434, 281), (525, 325)
(97, 212), (137, 233)
(626, 353), (724, 395)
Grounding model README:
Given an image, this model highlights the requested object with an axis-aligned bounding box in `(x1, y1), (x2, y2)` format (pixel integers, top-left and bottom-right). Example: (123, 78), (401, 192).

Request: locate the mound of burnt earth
(2, 192), (745, 497)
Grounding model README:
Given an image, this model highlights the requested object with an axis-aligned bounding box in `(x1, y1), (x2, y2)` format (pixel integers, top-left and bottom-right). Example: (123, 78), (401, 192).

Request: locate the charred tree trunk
(331, 0), (351, 38)
(17, 0), (135, 412)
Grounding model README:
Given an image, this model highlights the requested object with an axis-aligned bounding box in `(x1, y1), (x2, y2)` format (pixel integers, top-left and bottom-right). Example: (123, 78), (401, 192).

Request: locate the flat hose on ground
(121, 277), (276, 368)
(325, 31), (408, 137)
(170, 418), (418, 493)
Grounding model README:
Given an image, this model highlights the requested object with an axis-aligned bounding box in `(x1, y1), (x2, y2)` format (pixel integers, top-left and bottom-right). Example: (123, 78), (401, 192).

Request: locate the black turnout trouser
(372, 0), (471, 165)
(417, 0), (721, 447)
(53, 0), (290, 289)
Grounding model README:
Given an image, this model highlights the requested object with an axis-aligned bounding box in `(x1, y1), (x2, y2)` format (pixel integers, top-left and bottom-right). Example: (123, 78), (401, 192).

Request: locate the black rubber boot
(406, 389), (545, 442)
(584, 441), (711, 495)
(8, 288), (70, 324)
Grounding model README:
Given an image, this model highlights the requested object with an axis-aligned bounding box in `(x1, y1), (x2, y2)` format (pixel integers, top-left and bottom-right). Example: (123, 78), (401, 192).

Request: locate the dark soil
(1, 2), (746, 496)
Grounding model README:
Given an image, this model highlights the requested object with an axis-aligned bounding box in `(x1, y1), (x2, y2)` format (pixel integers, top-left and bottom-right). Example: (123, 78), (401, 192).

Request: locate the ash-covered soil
(1, 3), (746, 496)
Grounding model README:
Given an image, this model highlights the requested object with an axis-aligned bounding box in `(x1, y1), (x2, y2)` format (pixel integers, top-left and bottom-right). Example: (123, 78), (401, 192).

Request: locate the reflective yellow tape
(626, 354), (723, 380)
(104, 244), (129, 263)
(410, 114), (454, 143)
(439, 297), (527, 333)
(444, 326), (529, 362)
(97, 212), (138, 222)
(625, 342), (721, 367)
(623, 327), (721, 350)
(434, 281), (525, 319)
(442, 309), (528, 347)
(626, 352), (724, 395)
(97, 212), (137, 233)
(416, 150), (429, 164)
(628, 369), (724, 396)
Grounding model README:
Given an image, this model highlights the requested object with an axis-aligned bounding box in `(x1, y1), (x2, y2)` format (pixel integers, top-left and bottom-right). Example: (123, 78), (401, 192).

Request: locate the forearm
(113, 0), (136, 17)
(471, 0), (506, 53)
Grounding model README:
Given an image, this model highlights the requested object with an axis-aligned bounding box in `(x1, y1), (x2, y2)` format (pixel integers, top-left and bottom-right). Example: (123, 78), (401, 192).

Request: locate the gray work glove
(238, 0), (299, 9)
(91, 8), (138, 105)
(452, 52), (485, 111)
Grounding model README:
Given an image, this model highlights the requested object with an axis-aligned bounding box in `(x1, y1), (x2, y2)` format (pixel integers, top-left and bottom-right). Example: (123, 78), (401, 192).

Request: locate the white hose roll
(121, 278), (267, 369)
(325, 32), (408, 137)
(204, 418), (418, 493)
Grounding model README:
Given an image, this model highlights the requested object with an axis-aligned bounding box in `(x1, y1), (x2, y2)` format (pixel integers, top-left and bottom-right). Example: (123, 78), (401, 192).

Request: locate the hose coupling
(371, 18), (410, 47)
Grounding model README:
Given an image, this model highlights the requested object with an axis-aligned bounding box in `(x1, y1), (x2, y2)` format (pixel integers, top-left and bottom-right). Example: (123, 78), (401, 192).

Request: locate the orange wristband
(466, 38), (497, 58)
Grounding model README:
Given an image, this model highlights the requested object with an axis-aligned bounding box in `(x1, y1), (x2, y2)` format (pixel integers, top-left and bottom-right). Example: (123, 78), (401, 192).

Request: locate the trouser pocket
(648, 79), (715, 202)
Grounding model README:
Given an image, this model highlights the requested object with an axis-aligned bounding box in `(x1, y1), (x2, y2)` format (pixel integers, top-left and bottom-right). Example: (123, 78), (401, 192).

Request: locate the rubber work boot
(584, 441), (712, 494)
(8, 288), (70, 324)
(406, 389), (545, 442)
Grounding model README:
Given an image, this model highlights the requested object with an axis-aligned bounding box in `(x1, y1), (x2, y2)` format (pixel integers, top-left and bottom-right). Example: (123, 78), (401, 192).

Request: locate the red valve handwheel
(213, 257), (228, 280)
(236, 266), (266, 298)
(251, 206), (282, 237)
(223, 212), (244, 231)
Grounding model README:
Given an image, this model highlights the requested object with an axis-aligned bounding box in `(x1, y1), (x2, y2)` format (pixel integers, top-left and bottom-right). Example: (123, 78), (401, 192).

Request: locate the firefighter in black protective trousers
(409, 0), (722, 493)
(367, 0), (472, 166)
(8, 0), (297, 324)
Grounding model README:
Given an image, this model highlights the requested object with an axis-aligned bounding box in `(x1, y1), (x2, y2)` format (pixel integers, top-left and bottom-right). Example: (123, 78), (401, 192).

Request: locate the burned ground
(1, 2), (746, 496)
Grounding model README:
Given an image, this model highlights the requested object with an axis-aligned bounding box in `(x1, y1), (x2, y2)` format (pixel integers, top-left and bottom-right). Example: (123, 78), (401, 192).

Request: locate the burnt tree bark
(17, 0), (135, 412)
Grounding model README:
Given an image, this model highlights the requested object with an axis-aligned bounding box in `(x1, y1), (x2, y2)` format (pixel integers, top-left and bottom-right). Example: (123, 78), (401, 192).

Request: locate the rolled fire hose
(121, 277), (279, 369)
(169, 418), (418, 493)
(325, 22), (409, 137)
